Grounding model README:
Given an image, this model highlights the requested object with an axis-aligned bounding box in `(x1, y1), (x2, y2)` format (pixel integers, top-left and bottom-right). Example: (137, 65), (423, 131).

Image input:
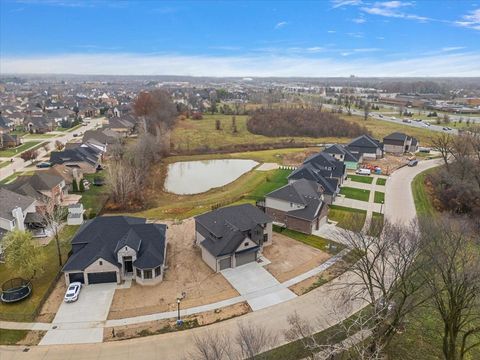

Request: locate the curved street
(0, 158), (443, 360)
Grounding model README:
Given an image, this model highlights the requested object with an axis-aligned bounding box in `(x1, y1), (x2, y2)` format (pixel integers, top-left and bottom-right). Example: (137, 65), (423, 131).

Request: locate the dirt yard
(36, 276), (67, 322)
(108, 218), (238, 320)
(362, 154), (411, 175)
(282, 148), (319, 166)
(263, 232), (331, 283)
(15, 331), (47, 346)
(104, 302), (250, 342)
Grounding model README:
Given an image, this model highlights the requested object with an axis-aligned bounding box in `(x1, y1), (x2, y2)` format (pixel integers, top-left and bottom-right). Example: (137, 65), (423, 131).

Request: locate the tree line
(246, 108), (369, 138)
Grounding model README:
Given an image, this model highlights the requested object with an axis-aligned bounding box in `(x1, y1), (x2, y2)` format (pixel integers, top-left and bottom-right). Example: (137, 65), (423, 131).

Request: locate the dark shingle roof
(0, 188), (35, 221)
(288, 164), (339, 195)
(62, 216), (166, 272)
(266, 179), (319, 205)
(50, 143), (101, 167)
(383, 132), (409, 141)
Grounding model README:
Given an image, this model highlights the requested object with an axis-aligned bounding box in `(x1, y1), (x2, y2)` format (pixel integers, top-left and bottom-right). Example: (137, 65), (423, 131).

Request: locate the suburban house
(303, 152), (347, 185)
(45, 165), (83, 192)
(0, 188), (37, 233)
(323, 144), (361, 170)
(1, 133), (22, 149)
(264, 179), (328, 234)
(194, 204), (273, 272)
(62, 216), (167, 286)
(23, 116), (55, 134)
(46, 108), (76, 126)
(383, 132), (419, 154)
(83, 128), (122, 151)
(106, 115), (136, 136)
(50, 143), (103, 174)
(345, 134), (384, 160)
(288, 163), (340, 204)
(6, 172), (67, 206)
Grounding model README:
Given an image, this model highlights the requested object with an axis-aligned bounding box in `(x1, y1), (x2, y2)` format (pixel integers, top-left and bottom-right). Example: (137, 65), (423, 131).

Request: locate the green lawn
(23, 133), (57, 139)
(56, 123), (83, 132)
(273, 225), (344, 255)
(367, 212), (384, 237)
(411, 168), (437, 217)
(0, 329), (29, 345)
(0, 161), (10, 169)
(245, 169), (291, 200)
(0, 141), (41, 157)
(374, 191), (385, 204)
(376, 177), (387, 186)
(339, 187), (370, 202)
(328, 205), (367, 232)
(78, 172), (109, 218)
(348, 174), (374, 184)
(0, 225), (79, 321)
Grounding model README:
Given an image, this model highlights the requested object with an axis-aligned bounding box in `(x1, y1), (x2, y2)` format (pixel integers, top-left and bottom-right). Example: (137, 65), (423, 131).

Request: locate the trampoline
(0, 278), (32, 303)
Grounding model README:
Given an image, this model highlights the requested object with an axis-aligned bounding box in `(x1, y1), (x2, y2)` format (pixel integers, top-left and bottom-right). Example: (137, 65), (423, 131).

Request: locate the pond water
(164, 159), (259, 195)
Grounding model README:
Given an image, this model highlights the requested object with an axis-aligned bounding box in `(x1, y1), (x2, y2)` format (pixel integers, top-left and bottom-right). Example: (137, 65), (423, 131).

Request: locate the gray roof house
(194, 204), (273, 272)
(383, 132), (419, 154)
(323, 144), (361, 170)
(6, 172), (67, 205)
(345, 134), (383, 159)
(62, 216), (167, 286)
(264, 179), (328, 234)
(50, 143), (103, 174)
(0, 188), (37, 234)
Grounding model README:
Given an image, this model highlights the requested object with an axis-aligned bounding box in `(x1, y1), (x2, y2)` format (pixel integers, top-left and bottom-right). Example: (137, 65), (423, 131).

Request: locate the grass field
(328, 205), (367, 232)
(348, 174), (373, 184)
(376, 177), (387, 186)
(374, 191), (385, 204)
(170, 113), (437, 153)
(411, 168), (437, 217)
(79, 172), (109, 218)
(0, 141), (41, 157)
(0, 225), (79, 321)
(339, 187), (370, 202)
(23, 133), (57, 139)
(0, 329), (29, 345)
(133, 167), (291, 220)
(273, 225), (344, 255)
(368, 212), (384, 237)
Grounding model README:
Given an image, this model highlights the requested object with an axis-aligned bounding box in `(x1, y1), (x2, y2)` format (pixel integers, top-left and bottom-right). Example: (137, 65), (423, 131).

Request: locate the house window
(136, 268), (141, 278)
(144, 269), (152, 279)
(155, 266), (161, 277)
(244, 242), (249, 247)
(99, 261), (103, 266)
(263, 234), (269, 243)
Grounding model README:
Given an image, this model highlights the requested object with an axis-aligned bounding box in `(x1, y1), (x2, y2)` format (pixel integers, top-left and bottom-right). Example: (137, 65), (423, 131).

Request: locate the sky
(0, 0), (479, 77)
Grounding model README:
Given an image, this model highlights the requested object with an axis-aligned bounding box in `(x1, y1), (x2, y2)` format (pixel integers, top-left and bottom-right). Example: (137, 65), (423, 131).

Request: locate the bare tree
(37, 198), (68, 266)
(363, 102), (371, 121)
(420, 215), (480, 360)
(189, 330), (233, 360)
(431, 132), (454, 170)
(235, 322), (277, 359)
(334, 220), (429, 356)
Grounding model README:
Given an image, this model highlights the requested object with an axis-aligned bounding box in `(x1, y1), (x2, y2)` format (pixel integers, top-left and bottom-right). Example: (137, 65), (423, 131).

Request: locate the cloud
(361, 1), (430, 22)
(327, 30), (337, 33)
(441, 46), (466, 52)
(352, 17), (367, 23)
(331, 0), (363, 8)
(2, 52), (480, 77)
(14, 0), (128, 8)
(274, 21), (288, 29)
(455, 8), (480, 31)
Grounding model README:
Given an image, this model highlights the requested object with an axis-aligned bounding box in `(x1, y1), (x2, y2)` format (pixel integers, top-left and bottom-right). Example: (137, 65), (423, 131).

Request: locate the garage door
(87, 271), (117, 284)
(235, 251), (257, 267)
(68, 272), (85, 284)
(219, 257), (231, 271)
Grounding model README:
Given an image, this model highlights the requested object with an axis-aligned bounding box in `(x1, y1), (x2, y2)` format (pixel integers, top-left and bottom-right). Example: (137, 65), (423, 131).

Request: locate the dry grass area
(281, 148), (319, 166)
(264, 232), (331, 283)
(36, 277), (67, 322)
(108, 218), (238, 320)
(16, 331), (46, 346)
(104, 302), (250, 342)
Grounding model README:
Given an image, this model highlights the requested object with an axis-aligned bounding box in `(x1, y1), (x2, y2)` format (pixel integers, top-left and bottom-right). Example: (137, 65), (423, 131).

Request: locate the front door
(123, 257), (133, 274)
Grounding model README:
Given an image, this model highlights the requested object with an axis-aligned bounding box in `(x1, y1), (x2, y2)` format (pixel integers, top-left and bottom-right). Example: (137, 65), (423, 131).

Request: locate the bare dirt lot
(263, 232), (331, 283)
(104, 302), (250, 342)
(108, 218), (239, 320)
(362, 154), (411, 175)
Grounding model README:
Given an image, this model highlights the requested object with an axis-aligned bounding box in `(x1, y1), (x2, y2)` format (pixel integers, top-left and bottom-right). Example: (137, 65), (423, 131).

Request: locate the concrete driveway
(39, 283), (116, 345)
(221, 262), (297, 311)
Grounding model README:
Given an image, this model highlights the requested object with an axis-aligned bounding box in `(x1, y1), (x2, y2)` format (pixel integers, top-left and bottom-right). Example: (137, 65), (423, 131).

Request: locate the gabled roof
(347, 134), (382, 149)
(383, 132), (409, 141)
(50, 143), (101, 167)
(63, 216), (167, 272)
(0, 188), (35, 221)
(288, 163), (339, 195)
(266, 179), (319, 205)
(83, 128), (121, 145)
(323, 144), (359, 162)
(7, 172), (64, 195)
(195, 204), (271, 257)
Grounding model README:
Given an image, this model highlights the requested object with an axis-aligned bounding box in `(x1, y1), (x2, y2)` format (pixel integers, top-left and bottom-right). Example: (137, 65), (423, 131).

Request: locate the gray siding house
(194, 204), (273, 272)
(63, 216), (167, 286)
(383, 132), (419, 154)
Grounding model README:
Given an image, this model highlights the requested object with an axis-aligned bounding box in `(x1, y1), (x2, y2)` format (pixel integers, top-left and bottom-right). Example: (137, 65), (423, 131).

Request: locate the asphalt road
(0, 158), (443, 360)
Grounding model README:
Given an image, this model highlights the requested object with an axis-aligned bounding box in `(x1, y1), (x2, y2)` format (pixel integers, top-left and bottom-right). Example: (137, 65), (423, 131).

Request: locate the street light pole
(381, 200), (384, 214)
(176, 298), (182, 325)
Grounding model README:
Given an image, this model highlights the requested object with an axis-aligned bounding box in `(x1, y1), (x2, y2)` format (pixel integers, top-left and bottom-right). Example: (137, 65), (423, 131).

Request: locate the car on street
(379, 114), (384, 118)
(64, 282), (82, 303)
(423, 122), (431, 127)
(36, 162), (51, 168)
(408, 160), (418, 167)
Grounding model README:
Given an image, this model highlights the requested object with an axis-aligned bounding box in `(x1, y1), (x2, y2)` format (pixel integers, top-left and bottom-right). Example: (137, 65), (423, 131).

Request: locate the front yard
(374, 191), (385, 204)
(339, 187), (371, 202)
(0, 225), (79, 322)
(348, 174), (374, 184)
(77, 172), (109, 218)
(0, 141), (42, 157)
(328, 205), (367, 232)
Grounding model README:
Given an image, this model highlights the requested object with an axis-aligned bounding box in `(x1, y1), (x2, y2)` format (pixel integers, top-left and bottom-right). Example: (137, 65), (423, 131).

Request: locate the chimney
(12, 207), (25, 231)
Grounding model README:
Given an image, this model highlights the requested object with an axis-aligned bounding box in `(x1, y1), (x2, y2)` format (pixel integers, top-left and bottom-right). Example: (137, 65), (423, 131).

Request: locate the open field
(108, 218), (238, 319)
(339, 187), (370, 202)
(132, 167), (290, 220)
(328, 205), (367, 232)
(348, 174), (374, 184)
(0, 226), (78, 322)
(170, 113), (437, 153)
(0, 141), (41, 157)
(263, 232), (332, 283)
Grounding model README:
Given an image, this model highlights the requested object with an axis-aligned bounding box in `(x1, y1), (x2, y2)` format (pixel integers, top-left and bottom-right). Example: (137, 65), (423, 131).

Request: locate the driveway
(221, 262), (297, 311)
(39, 283), (116, 345)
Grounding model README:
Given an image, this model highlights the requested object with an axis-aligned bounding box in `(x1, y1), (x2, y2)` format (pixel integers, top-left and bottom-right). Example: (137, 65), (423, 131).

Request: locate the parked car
(408, 160), (418, 167)
(356, 168), (371, 175)
(443, 127), (450, 131)
(423, 122), (431, 127)
(36, 162), (51, 168)
(379, 114), (384, 118)
(72, 133), (79, 137)
(402, 119), (411, 123)
(64, 282), (82, 303)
